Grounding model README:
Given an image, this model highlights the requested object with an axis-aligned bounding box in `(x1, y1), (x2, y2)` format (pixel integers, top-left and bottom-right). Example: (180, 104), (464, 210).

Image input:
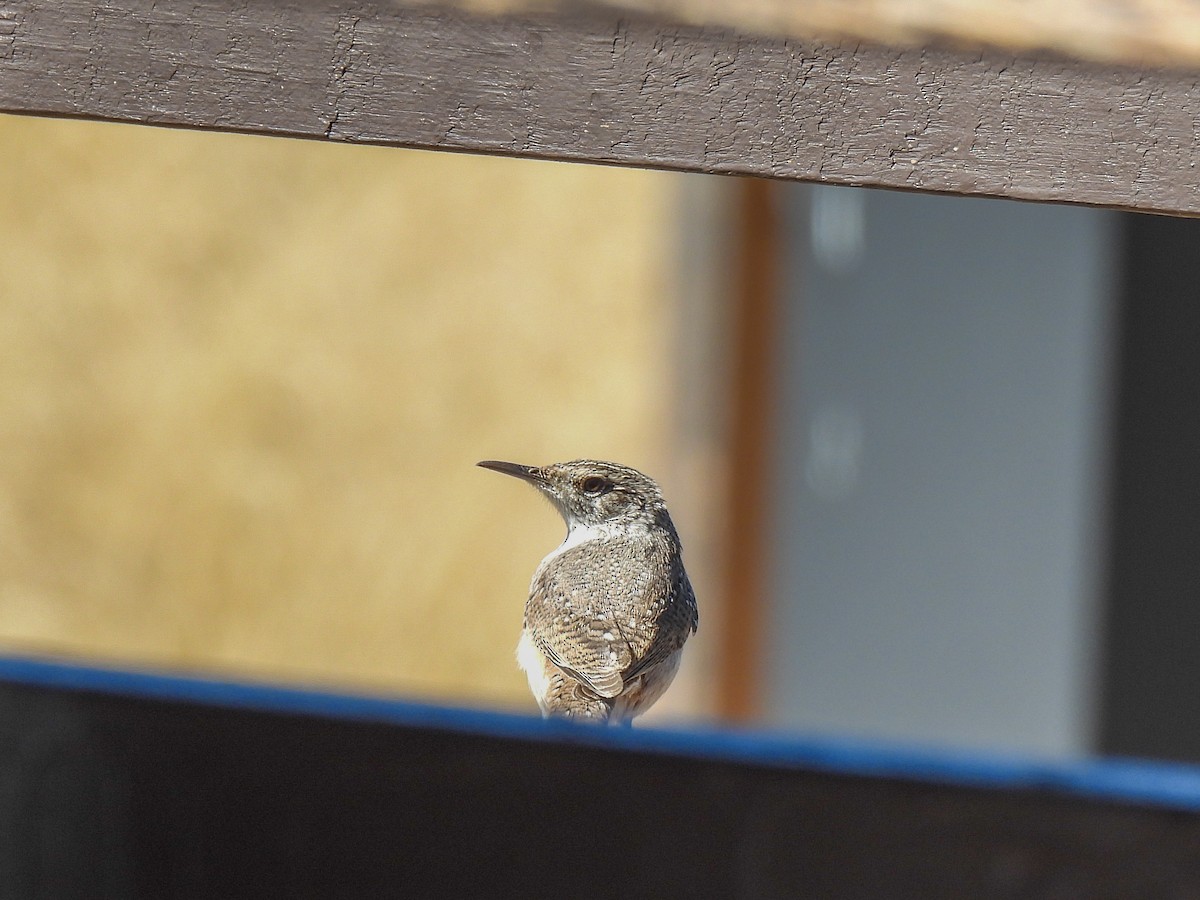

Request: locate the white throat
(539, 520), (638, 566)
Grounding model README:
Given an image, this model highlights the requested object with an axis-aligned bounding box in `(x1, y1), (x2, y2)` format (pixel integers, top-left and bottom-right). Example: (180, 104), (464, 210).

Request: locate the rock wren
(477, 459), (698, 725)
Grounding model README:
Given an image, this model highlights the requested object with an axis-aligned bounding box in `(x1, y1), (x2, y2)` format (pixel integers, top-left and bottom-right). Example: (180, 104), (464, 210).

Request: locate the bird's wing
(619, 565), (696, 685)
(525, 539), (694, 699)
(614, 563), (695, 688)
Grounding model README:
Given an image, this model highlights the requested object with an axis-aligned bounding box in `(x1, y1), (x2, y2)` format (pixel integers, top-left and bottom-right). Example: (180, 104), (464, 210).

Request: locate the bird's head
(477, 458), (667, 530)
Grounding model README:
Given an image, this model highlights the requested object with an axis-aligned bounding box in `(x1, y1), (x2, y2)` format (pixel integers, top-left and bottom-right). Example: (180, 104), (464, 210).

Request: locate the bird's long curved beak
(476, 460), (546, 484)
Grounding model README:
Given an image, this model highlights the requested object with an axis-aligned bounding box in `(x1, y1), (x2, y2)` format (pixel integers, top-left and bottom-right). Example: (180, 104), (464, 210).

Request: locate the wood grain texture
(2, 0), (1199, 215)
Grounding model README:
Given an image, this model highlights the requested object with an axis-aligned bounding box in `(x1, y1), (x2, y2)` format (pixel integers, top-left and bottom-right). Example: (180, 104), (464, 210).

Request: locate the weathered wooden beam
(2, 0), (1198, 215)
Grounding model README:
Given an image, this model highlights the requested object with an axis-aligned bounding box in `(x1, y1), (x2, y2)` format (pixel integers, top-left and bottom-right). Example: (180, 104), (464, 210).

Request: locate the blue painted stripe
(1, 652), (1199, 812)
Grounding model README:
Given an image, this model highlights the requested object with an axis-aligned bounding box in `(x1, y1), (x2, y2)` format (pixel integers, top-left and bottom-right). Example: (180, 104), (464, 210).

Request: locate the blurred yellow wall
(0, 114), (685, 713)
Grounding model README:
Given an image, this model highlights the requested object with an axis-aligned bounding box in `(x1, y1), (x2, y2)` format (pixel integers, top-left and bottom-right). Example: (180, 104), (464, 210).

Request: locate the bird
(477, 458), (698, 725)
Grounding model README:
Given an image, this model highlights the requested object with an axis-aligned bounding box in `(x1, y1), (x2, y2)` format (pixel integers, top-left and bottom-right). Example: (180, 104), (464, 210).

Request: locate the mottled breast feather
(525, 531), (698, 700)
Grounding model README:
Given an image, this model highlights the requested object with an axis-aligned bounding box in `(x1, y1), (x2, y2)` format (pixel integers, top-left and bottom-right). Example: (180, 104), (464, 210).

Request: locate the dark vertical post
(1098, 213), (1200, 761)
(717, 177), (783, 722)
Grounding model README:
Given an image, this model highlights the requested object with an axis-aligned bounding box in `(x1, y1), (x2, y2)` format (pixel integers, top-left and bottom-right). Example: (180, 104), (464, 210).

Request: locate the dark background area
(1098, 213), (1200, 762)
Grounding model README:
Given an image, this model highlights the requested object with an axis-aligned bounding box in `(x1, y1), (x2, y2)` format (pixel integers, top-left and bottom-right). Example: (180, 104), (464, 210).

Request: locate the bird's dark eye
(580, 475), (609, 496)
